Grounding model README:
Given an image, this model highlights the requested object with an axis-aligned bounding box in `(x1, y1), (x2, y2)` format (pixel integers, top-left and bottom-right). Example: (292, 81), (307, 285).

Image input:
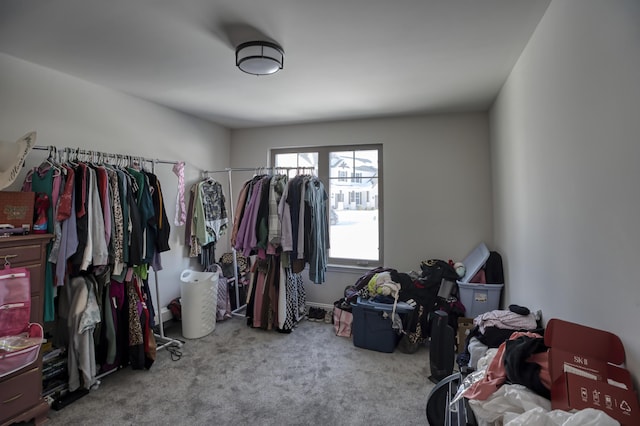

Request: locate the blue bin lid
(458, 242), (490, 284)
(355, 296), (414, 314)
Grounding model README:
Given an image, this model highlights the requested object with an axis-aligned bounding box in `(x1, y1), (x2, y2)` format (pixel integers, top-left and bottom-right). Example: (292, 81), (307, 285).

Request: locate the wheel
(426, 372), (477, 426)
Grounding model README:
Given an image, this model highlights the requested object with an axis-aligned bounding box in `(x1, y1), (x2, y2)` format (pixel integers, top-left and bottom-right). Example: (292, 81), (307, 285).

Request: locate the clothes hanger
(89, 150), (100, 167)
(65, 147), (79, 167)
(201, 171), (215, 183)
(36, 145), (60, 176)
(52, 146), (67, 176)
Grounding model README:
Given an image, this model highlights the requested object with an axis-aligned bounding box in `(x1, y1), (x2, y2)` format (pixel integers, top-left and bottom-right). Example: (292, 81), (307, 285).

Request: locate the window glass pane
(275, 152), (318, 178)
(298, 152), (318, 170)
(274, 153), (297, 168)
(330, 151), (352, 179)
(330, 150), (377, 178)
(329, 148), (379, 262)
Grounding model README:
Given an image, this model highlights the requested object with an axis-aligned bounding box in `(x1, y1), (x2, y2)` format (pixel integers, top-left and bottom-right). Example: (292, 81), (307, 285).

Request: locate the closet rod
(201, 167), (259, 174)
(201, 166), (315, 175)
(32, 145), (179, 166)
(31, 143), (184, 352)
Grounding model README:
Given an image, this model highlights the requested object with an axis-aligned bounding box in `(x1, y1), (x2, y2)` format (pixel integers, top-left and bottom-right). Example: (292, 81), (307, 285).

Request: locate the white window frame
(271, 144), (383, 268)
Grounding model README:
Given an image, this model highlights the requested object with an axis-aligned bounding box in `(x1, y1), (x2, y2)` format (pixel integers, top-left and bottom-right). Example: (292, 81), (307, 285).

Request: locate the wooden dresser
(0, 234), (52, 426)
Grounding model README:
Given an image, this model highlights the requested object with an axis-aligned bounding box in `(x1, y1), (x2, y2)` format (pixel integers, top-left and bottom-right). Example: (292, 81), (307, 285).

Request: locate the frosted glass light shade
(236, 41), (284, 76)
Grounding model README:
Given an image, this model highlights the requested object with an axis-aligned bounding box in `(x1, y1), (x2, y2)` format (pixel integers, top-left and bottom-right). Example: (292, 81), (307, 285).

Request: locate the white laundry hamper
(179, 267), (220, 339)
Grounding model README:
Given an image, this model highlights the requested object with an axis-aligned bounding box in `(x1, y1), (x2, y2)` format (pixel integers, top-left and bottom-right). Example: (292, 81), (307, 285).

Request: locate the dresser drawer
(0, 243), (43, 266)
(0, 367), (41, 423)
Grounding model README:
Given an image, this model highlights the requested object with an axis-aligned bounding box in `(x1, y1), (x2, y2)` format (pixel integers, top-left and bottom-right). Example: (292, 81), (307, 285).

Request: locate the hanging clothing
(172, 161), (186, 226)
(230, 179), (251, 247)
(55, 186), (79, 286)
(268, 174), (288, 249)
(185, 178), (228, 261)
(283, 267), (306, 331)
(106, 167), (125, 275)
(80, 167), (108, 270)
(286, 175), (304, 259)
(305, 178), (329, 284)
(235, 176), (268, 257)
(66, 276), (99, 391)
(146, 171), (171, 253)
(21, 151), (174, 380)
(31, 164), (56, 321)
(195, 178), (228, 247)
(229, 171), (329, 332)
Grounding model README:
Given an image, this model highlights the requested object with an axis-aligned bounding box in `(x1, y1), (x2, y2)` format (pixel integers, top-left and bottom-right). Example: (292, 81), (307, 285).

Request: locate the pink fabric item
(334, 307), (353, 337)
(252, 270), (266, 328)
(56, 166), (75, 221)
(0, 267), (43, 379)
(464, 331), (545, 401)
(474, 310), (538, 334)
(0, 268), (31, 336)
(51, 172), (62, 215)
(0, 323), (42, 378)
(172, 161), (186, 226)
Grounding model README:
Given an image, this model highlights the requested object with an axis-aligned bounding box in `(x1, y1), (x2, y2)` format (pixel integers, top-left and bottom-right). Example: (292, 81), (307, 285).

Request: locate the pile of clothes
(458, 305), (542, 372)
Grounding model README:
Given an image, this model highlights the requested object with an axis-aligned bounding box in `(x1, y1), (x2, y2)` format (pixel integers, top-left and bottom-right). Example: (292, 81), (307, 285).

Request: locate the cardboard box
(456, 317), (474, 353)
(545, 318), (640, 425)
(0, 191), (34, 231)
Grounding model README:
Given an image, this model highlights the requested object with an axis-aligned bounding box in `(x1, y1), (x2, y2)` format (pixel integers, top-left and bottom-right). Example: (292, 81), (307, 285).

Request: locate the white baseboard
(155, 307), (173, 325)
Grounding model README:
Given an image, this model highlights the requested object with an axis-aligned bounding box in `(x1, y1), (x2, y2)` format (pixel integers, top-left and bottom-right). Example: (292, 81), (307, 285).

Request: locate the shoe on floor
(316, 308), (326, 322)
(312, 307), (326, 322)
(307, 307), (318, 321)
(324, 309), (333, 324)
(310, 307), (323, 322)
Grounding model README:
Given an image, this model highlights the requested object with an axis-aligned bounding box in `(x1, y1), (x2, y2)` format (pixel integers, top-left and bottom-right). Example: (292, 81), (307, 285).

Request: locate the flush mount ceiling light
(235, 41), (284, 76)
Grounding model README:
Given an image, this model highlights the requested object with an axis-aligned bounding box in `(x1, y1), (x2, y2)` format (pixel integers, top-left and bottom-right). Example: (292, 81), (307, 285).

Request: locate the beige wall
(231, 113), (493, 304)
(491, 0), (640, 376)
(0, 52), (231, 310)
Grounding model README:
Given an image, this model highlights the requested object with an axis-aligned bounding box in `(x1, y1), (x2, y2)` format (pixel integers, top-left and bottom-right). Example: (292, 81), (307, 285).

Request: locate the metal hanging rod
(201, 166), (315, 175)
(201, 167), (260, 174)
(32, 144), (179, 166)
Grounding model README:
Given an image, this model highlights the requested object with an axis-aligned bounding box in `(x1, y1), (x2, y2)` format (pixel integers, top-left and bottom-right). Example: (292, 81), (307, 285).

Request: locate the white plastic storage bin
(456, 242), (504, 318)
(180, 268), (220, 339)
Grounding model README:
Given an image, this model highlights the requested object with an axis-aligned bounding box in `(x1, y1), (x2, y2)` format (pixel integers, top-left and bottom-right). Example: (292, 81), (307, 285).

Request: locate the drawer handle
(3, 393), (23, 403)
(3, 254), (17, 268)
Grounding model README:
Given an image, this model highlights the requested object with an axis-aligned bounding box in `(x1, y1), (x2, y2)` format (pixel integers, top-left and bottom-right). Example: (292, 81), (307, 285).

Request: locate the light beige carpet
(46, 316), (435, 425)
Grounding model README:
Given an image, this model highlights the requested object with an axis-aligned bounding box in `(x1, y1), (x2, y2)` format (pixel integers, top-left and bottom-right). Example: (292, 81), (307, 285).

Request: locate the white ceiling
(0, 0), (550, 129)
